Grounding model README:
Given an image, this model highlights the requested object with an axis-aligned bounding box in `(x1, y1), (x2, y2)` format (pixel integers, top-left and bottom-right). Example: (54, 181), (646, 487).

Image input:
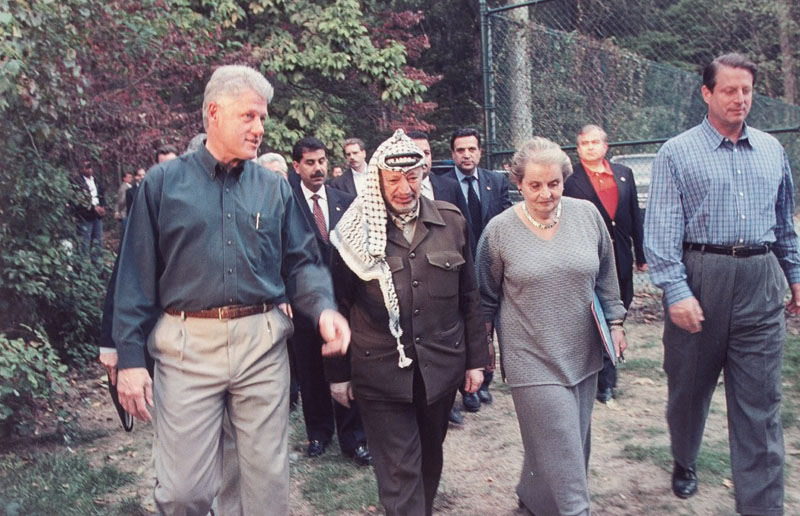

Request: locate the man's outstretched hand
(319, 309), (351, 357)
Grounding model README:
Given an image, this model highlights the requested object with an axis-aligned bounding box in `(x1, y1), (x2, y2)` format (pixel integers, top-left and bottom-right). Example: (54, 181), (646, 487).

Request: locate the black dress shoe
(448, 406), (464, 425)
(477, 386), (493, 404)
(672, 462), (698, 499)
(307, 440), (326, 457)
(463, 392), (481, 412)
(345, 444), (373, 467)
(596, 387), (613, 404)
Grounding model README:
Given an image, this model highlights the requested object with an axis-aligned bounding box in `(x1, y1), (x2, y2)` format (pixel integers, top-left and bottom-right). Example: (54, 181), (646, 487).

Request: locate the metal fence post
(479, 0), (495, 170)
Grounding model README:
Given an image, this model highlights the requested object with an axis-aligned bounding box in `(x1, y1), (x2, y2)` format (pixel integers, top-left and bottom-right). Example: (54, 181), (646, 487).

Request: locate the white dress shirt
(84, 176), (99, 206)
(352, 167), (368, 197)
(300, 182), (329, 231)
(420, 176), (435, 200)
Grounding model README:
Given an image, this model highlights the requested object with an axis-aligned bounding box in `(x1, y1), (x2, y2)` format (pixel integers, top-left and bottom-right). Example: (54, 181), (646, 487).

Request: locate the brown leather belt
(683, 242), (771, 258)
(165, 303), (274, 320)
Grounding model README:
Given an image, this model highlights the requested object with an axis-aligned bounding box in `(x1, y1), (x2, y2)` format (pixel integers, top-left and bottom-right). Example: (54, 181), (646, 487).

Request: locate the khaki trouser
(148, 309), (294, 516)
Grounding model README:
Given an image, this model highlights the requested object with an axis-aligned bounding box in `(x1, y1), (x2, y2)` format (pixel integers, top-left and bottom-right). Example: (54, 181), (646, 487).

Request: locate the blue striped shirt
(644, 117), (800, 306)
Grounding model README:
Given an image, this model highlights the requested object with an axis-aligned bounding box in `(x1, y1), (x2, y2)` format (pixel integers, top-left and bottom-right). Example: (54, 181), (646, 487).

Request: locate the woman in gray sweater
(476, 137), (627, 515)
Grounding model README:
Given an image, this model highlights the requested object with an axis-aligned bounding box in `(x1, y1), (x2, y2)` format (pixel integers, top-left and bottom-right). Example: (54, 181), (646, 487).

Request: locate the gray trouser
(664, 250), (785, 516)
(148, 309), (294, 516)
(512, 373), (596, 516)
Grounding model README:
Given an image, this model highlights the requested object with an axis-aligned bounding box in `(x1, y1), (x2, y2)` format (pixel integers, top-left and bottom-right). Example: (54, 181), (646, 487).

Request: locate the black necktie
(464, 176), (482, 241)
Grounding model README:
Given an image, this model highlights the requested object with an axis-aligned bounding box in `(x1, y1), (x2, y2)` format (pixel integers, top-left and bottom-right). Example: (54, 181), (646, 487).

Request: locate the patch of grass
(782, 335), (800, 429)
(636, 339), (661, 350)
(620, 442), (672, 467)
(620, 439), (731, 481)
(297, 456), (380, 512)
(0, 451), (142, 515)
(642, 426), (666, 437)
(288, 404), (379, 513)
(695, 440), (731, 477)
(619, 357), (664, 380)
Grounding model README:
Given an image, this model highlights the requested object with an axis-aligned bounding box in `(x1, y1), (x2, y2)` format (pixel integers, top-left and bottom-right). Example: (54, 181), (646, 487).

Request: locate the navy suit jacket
(429, 172), (462, 207)
(292, 183), (355, 264)
(445, 167), (512, 255)
(563, 162), (646, 282)
(329, 168), (358, 196)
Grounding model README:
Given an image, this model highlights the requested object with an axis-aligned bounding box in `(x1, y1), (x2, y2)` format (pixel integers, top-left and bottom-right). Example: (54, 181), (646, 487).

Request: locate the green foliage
(0, 0), (432, 385)
(200, 0), (433, 153)
(0, 144), (111, 366)
(0, 451), (141, 515)
(0, 330), (69, 437)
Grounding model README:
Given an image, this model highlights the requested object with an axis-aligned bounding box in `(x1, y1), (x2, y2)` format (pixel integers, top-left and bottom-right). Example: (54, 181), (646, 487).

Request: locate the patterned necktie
(311, 194), (328, 243)
(464, 176), (482, 241)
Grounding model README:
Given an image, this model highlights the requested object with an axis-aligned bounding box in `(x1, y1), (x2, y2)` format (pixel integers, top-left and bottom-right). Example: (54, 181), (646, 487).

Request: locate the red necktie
(311, 194), (328, 243)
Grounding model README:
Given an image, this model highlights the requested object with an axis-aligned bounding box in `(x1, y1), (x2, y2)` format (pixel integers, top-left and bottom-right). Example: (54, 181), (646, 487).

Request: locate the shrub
(0, 146), (112, 366)
(0, 329), (69, 438)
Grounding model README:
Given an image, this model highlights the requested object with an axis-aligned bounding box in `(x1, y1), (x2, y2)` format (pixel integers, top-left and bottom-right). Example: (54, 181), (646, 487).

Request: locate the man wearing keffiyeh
(325, 129), (488, 516)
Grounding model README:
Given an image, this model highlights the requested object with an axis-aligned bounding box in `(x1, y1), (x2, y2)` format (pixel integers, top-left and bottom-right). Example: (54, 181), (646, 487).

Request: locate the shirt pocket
(426, 251), (465, 298)
(241, 209), (279, 273)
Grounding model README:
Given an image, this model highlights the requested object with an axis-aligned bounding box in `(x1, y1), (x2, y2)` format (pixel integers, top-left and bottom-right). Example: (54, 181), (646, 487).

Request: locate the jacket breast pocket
(426, 251), (465, 298)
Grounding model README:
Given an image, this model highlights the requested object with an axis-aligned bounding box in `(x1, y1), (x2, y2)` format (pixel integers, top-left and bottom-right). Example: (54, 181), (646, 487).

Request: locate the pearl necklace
(522, 200), (561, 229)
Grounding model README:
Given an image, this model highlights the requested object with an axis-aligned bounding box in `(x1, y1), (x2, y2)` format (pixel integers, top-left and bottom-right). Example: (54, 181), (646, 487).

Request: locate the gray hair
(256, 152), (288, 173)
(343, 137), (365, 152)
(202, 65), (274, 130)
(576, 124), (608, 144)
(185, 133), (207, 153)
(510, 136), (573, 184)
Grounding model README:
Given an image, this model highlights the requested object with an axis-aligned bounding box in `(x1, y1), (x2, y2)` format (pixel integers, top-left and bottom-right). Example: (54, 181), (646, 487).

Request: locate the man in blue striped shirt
(645, 53), (800, 515)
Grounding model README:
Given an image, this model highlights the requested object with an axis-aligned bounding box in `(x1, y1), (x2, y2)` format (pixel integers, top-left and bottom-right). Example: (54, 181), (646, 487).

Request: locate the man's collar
(418, 196), (446, 226)
(196, 144), (246, 181)
(454, 166), (479, 183)
(351, 166), (367, 176)
(580, 158), (613, 175)
(300, 181), (325, 201)
(700, 116), (751, 150)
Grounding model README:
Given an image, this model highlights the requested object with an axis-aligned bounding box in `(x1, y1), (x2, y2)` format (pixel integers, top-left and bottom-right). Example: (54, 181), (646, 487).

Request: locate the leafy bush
(0, 146), (112, 366)
(0, 329), (69, 438)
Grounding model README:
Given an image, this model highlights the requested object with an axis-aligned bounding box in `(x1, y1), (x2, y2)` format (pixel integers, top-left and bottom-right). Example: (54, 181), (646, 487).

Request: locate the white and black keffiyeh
(331, 129), (426, 368)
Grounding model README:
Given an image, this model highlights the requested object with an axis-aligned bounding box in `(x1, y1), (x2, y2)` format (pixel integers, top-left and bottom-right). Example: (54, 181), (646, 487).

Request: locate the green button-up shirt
(113, 145), (334, 369)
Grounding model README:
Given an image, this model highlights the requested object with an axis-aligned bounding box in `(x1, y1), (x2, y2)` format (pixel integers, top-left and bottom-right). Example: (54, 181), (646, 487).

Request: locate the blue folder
(591, 292), (616, 367)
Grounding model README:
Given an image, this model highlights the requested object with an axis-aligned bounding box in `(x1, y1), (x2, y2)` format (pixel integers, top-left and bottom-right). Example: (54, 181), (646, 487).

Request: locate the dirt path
(71, 299), (800, 515)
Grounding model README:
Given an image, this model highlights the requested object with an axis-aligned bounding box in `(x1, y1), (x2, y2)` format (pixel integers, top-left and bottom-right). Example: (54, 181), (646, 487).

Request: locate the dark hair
(292, 137), (327, 162)
(406, 130), (428, 140)
(122, 171), (133, 178)
(450, 127), (481, 150)
(702, 53), (757, 92)
(155, 144), (178, 161)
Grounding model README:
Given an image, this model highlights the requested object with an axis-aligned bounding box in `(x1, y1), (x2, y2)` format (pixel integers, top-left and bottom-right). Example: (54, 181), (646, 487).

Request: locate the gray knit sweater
(476, 197), (626, 387)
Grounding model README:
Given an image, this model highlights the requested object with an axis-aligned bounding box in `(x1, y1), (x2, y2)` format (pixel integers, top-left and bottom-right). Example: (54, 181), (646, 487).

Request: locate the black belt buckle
(730, 245), (746, 257)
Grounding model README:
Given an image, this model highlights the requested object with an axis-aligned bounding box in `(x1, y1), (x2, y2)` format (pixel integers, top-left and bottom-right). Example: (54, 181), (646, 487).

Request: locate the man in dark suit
(125, 167), (146, 215)
(327, 129), (488, 516)
(72, 159), (107, 265)
(407, 130), (462, 207)
(290, 137), (372, 466)
(329, 137), (368, 196)
(564, 124), (647, 403)
(445, 127), (512, 412)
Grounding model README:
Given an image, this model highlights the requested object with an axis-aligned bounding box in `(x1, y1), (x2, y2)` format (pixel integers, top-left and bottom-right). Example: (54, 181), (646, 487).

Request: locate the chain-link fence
(479, 0), (800, 183)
